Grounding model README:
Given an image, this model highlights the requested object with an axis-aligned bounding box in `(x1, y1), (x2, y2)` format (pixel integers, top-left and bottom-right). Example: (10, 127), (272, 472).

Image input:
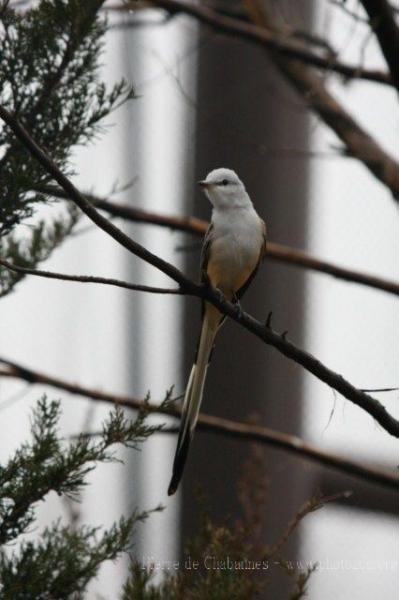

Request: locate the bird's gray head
(198, 168), (251, 210)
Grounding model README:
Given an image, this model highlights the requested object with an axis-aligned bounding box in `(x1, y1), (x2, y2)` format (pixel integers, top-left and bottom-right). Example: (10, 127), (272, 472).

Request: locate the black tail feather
(167, 430), (191, 496)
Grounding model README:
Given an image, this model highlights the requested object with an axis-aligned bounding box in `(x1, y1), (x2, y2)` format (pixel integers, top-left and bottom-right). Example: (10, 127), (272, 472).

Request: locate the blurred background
(1, 0), (399, 597)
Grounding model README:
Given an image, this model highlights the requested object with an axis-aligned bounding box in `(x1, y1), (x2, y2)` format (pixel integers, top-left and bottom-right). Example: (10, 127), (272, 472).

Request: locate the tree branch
(40, 185), (399, 299)
(2, 104), (399, 441)
(123, 0), (392, 86)
(244, 0), (399, 200)
(109, 1), (337, 56)
(0, 257), (182, 295)
(138, 0), (399, 200)
(2, 357), (399, 493)
(361, 0), (399, 91)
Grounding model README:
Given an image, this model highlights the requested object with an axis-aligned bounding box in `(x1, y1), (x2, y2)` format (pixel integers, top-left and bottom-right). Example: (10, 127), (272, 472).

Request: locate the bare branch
(361, 0), (399, 91)
(40, 185), (399, 299)
(134, 0), (399, 200)
(2, 104), (399, 441)
(40, 184), (208, 235)
(244, 0), (399, 200)
(328, 0), (369, 24)
(268, 242), (399, 297)
(2, 357), (399, 493)
(119, 0), (392, 85)
(0, 257), (182, 295)
(108, 1), (337, 56)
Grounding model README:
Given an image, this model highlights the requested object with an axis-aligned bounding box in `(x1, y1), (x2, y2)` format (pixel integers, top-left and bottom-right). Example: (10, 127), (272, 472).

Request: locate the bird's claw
(235, 304), (244, 319)
(232, 294), (243, 319)
(213, 287), (224, 304)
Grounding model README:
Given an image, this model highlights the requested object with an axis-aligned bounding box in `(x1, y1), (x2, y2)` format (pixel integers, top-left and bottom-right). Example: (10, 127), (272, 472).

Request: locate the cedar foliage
(0, 397), (163, 599)
(0, 0), (134, 296)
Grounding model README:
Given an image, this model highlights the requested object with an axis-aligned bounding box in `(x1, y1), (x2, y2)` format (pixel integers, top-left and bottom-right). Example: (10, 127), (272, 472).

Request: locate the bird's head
(198, 168), (250, 210)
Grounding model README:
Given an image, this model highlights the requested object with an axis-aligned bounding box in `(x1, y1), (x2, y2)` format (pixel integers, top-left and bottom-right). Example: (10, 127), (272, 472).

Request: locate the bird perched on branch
(168, 168), (267, 496)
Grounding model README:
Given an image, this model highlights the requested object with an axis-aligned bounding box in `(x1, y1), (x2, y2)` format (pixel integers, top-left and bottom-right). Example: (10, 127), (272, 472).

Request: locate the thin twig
(269, 490), (353, 556)
(2, 358), (399, 492)
(329, 0), (369, 24)
(0, 257), (183, 295)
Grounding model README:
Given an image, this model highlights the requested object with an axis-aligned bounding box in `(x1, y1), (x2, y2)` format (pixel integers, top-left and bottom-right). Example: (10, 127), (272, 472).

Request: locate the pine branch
(0, 205), (80, 298)
(0, 396), (162, 597)
(0, 396), (161, 545)
(0, 0), (135, 297)
(0, 516), (140, 597)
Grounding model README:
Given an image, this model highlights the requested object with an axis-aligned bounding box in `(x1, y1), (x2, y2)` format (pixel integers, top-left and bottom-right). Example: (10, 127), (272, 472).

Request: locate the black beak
(198, 180), (209, 188)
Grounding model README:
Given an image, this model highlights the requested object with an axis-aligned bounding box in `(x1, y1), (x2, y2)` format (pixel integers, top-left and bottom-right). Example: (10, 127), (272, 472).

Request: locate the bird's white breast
(207, 207), (264, 296)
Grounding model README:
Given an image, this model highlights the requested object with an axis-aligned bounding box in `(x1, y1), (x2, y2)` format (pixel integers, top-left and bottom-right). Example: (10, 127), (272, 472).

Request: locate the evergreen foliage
(0, 397), (163, 598)
(0, 0), (134, 296)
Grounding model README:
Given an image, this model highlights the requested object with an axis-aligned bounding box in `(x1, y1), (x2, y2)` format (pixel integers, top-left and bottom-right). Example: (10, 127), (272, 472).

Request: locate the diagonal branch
(272, 60), (399, 199)
(244, 0), (399, 199)
(40, 185), (399, 299)
(2, 357), (399, 492)
(360, 0), (399, 91)
(2, 104), (399, 440)
(0, 105), (192, 291)
(0, 257), (182, 295)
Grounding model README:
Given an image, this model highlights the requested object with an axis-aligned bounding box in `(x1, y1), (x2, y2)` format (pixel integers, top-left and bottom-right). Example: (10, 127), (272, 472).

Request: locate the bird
(167, 168), (267, 496)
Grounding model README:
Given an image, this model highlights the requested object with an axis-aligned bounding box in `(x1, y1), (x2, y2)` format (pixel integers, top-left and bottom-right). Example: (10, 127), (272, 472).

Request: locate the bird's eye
(221, 179), (228, 186)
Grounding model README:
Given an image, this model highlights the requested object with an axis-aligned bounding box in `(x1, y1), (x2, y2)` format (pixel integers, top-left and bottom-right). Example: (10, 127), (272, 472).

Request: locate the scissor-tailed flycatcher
(168, 168), (267, 496)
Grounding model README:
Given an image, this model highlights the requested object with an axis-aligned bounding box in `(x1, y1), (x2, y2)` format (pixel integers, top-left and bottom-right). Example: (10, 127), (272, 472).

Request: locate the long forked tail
(168, 308), (219, 496)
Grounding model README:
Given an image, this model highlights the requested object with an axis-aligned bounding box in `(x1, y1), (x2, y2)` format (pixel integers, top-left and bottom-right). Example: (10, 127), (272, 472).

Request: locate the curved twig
(0, 257), (183, 295)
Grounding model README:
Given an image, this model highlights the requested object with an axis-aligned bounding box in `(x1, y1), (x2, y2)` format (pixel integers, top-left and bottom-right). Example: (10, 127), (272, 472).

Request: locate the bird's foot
(232, 294), (244, 319)
(214, 287), (225, 304)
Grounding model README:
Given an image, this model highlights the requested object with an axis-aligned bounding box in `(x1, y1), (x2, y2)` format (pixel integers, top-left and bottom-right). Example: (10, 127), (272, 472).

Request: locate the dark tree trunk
(182, 3), (313, 595)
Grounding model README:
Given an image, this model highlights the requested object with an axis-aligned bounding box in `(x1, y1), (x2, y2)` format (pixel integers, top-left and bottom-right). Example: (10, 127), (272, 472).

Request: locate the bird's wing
(236, 218), (267, 300)
(200, 222), (214, 284)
